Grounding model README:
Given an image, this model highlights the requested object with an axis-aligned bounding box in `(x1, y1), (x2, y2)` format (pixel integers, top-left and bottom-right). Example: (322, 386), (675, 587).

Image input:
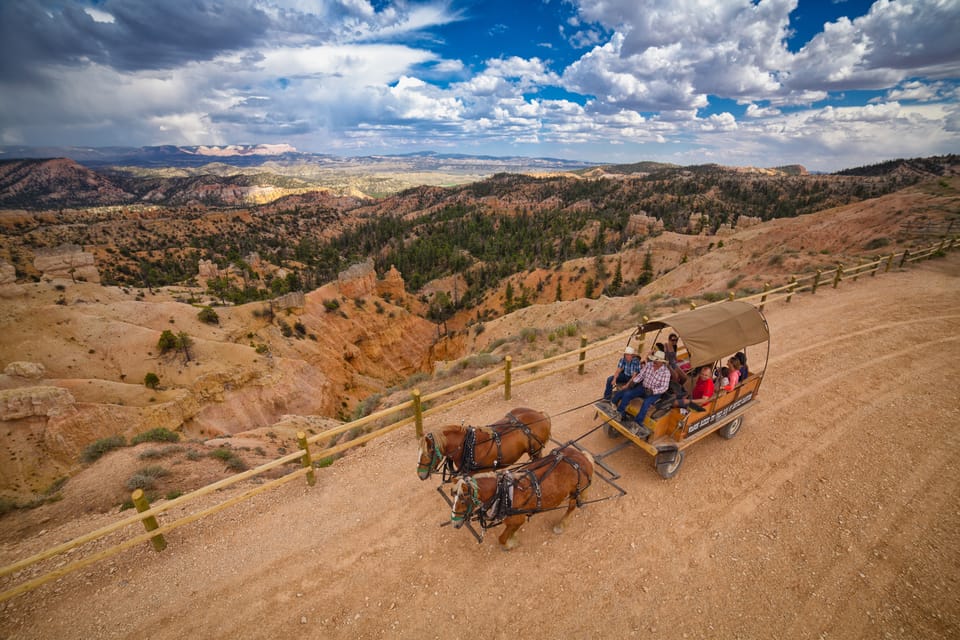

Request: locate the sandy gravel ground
(1, 254), (959, 640)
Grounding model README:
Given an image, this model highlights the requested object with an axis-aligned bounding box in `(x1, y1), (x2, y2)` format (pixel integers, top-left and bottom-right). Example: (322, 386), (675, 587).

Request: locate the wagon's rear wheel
(655, 450), (684, 479)
(717, 416), (743, 439)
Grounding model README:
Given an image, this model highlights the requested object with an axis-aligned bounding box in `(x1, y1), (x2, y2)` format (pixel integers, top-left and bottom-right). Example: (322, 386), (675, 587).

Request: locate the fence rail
(1, 236), (956, 603)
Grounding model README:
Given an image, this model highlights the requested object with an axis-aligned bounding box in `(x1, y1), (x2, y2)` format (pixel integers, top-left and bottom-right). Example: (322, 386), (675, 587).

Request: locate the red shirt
(692, 377), (714, 400)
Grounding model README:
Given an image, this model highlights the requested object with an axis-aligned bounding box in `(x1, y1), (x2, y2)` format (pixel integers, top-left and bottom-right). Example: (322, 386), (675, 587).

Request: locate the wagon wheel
(717, 416), (743, 440)
(655, 450), (684, 479)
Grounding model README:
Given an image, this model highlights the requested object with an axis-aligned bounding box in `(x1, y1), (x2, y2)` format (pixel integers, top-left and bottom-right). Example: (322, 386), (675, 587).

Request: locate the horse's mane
(427, 424), (494, 451)
(425, 429), (447, 451)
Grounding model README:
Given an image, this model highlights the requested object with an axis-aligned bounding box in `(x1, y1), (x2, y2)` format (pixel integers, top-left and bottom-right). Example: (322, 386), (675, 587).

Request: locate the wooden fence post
(759, 283), (770, 312)
(504, 356), (512, 400)
(578, 335), (588, 375)
(853, 258), (863, 281)
(412, 389), (423, 440)
(689, 301), (697, 310)
(832, 264), (843, 289)
(885, 253), (894, 273)
(786, 275), (797, 302)
(811, 269), (822, 294)
(899, 250), (909, 268)
(871, 257), (879, 277)
(131, 489), (166, 552)
(297, 432), (316, 486)
(728, 291), (735, 301)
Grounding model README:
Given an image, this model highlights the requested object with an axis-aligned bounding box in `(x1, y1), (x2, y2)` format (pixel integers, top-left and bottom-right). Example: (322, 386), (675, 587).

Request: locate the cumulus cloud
(0, 0), (957, 168)
(787, 0), (960, 91)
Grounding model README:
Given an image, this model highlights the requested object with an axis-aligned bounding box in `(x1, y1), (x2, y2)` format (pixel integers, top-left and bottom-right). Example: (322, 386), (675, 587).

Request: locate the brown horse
(450, 445), (594, 550)
(417, 407), (551, 481)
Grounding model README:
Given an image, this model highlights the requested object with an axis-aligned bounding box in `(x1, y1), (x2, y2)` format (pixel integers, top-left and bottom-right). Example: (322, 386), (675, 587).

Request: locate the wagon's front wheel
(717, 416), (743, 440)
(655, 450), (684, 479)
(605, 422), (621, 439)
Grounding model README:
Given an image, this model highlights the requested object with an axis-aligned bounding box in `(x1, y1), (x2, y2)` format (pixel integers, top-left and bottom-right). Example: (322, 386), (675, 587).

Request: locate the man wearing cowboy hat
(612, 350), (671, 430)
(603, 345), (643, 400)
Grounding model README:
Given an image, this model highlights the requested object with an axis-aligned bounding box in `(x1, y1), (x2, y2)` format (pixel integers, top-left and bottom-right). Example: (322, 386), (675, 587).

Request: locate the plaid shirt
(617, 356), (643, 378)
(629, 362), (671, 395)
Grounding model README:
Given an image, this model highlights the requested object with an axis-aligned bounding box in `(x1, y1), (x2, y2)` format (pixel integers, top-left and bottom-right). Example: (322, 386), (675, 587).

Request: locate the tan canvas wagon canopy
(639, 301), (769, 369)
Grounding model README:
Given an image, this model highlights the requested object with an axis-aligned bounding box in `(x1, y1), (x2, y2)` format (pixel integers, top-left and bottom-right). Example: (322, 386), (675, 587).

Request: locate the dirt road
(1, 255), (959, 640)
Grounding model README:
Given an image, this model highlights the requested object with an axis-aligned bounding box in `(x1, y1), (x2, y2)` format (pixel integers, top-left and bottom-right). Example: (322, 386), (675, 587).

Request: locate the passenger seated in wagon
(612, 350), (671, 426)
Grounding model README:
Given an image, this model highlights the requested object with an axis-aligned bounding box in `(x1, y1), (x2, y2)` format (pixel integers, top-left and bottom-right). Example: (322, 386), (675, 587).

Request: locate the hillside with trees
(2, 156), (956, 318)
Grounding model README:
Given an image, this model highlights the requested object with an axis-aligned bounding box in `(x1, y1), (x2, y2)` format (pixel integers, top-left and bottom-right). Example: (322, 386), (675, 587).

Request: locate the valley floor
(1, 254), (959, 640)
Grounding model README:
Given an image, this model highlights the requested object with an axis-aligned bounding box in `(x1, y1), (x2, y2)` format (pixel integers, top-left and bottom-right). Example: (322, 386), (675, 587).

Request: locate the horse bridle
(451, 476), (484, 526)
(417, 433), (444, 477)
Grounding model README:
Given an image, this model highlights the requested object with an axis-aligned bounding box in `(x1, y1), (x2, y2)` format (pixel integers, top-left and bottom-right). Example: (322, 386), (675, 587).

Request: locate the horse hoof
(552, 525), (565, 534)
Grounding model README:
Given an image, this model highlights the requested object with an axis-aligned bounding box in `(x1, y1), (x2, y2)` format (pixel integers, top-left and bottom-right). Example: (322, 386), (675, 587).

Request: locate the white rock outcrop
(0, 386), (75, 420)
(4, 361), (46, 379)
(33, 244), (101, 283)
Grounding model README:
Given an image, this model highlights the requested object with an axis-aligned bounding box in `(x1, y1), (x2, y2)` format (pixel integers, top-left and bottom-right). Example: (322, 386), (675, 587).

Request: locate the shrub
(277, 319), (293, 337)
(864, 237), (890, 251)
(519, 327), (540, 343)
(81, 435), (127, 463)
(0, 497), (17, 517)
(157, 330), (178, 353)
(131, 428), (180, 445)
(197, 306), (219, 325)
(323, 299), (340, 312)
(126, 465), (170, 491)
(210, 448), (248, 471)
(354, 394), (382, 419)
(139, 445), (184, 460)
(143, 372), (160, 389)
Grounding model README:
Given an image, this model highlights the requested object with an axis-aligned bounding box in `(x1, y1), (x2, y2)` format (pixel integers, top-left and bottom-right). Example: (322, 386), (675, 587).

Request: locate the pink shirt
(724, 369), (740, 391)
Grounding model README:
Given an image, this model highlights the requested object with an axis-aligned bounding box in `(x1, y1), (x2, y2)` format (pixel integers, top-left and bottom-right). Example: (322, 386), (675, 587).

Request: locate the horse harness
(452, 411), (548, 479)
(460, 449), (593, 531)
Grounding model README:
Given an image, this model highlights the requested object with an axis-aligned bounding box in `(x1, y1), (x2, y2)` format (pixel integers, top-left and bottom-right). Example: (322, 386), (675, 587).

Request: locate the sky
(1, 0), (959, 171)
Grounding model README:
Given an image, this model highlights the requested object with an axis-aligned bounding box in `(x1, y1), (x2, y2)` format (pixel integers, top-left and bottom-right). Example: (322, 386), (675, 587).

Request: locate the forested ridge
(2, 156), (954, 314)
